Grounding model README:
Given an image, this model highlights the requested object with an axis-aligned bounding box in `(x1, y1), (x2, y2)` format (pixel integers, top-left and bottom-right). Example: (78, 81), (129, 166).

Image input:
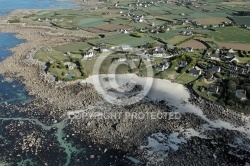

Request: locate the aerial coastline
(1, 0), (250, 165)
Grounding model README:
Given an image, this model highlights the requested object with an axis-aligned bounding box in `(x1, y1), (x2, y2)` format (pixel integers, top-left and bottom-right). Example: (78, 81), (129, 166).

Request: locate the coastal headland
(1, 1), (250, 165)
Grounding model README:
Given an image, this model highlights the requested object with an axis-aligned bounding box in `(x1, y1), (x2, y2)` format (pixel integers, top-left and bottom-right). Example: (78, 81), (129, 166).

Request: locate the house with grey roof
(235, 90), (247, 100)
(189, 68), (202, 76)
(210, 54), (220, 61)
(207, 85), (219, 94)
(209, 66), (221, 73)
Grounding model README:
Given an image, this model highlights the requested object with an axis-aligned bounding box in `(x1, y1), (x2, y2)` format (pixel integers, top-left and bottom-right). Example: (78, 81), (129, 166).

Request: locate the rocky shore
(0, 24), (101, 117)
(0, 14), (250, 166)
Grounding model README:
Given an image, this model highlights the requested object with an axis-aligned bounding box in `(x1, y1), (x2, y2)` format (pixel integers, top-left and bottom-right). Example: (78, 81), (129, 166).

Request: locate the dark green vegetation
(222, 78), (250, 113)
(48, 59), (87, 81)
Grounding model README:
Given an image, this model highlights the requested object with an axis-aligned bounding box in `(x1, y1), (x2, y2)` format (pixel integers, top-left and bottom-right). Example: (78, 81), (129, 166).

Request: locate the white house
(147, 55), (154, 61)
(120, 45), (132, 51)
(118, 58), (127, 62)
(64, 62), (76, 70)
(228, 48), (234, 53)
(85, 49), (94, 58)
(152, 47), (164, 57)
(139, 18), (144, 22)
(123, 29), (129, 34)
(186, 47), (193, 52)
(132, 56), (140, 61)
(210, 54), (220, 61)
(99, 45), (110, 53)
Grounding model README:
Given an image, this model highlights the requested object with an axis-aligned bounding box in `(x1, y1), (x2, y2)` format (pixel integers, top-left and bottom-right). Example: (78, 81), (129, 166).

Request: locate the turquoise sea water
(0, 0), (75, 15)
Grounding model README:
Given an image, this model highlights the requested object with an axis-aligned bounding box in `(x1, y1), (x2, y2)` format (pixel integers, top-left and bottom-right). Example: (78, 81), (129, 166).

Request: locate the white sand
(82, 74), (250, 163)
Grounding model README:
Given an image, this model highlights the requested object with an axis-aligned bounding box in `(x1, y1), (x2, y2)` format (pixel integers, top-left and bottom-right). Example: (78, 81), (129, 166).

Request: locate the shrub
(8, 19), (20, 23)
(130, 32), (142, 38)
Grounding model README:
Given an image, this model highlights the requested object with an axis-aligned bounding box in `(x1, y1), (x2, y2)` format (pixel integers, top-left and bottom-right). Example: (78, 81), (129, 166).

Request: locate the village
(33, 38), (249, 112)
(16, 0), (247, 112)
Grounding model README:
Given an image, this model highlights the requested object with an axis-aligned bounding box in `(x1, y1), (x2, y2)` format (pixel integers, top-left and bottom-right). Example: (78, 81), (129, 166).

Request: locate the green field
(76, 18), (106, 28)
(230, 16), (250, 26)
(34, 47), (69, 62)
(81, 55), (133, 75)
(209, 27), (250, 44)
(166, 35), (192, 45)
(88, 34), (155, 47)
(55, 42), (91, 52)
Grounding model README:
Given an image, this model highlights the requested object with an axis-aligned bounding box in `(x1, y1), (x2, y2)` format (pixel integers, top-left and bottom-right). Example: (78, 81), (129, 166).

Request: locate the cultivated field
(193, 17), (231, 25)
(179, 39), (207, 49)
(216, 42), (250, 51)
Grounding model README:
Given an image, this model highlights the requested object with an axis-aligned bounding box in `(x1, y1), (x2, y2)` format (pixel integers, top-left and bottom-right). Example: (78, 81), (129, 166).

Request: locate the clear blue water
(0, 33), (30, 104)
(0, 33), (26, 62)
(0, 0), (76, 15)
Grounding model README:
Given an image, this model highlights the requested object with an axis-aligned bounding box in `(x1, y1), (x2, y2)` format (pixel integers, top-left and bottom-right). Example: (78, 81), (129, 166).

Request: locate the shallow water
(0, 33), (26, 62)
(0, 0), (75, 15)
(0, 33), (29, 105)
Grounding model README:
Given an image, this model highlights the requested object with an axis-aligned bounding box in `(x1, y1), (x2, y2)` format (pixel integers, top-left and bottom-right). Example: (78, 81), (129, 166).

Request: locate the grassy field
(81, 55), (131, 75)
(193, 78), (219, 102)
(176, 73), (197, 84)
(55, 42), (91, 52)
(209, 27), (250, 44)
(166, 35), (191, 45)
(88, 33), (155, 47)
(76, 18), (106, 28)
(34, 47), (69, 62)
(230, 16), (250, 26)
(236, 55), (250, 64)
